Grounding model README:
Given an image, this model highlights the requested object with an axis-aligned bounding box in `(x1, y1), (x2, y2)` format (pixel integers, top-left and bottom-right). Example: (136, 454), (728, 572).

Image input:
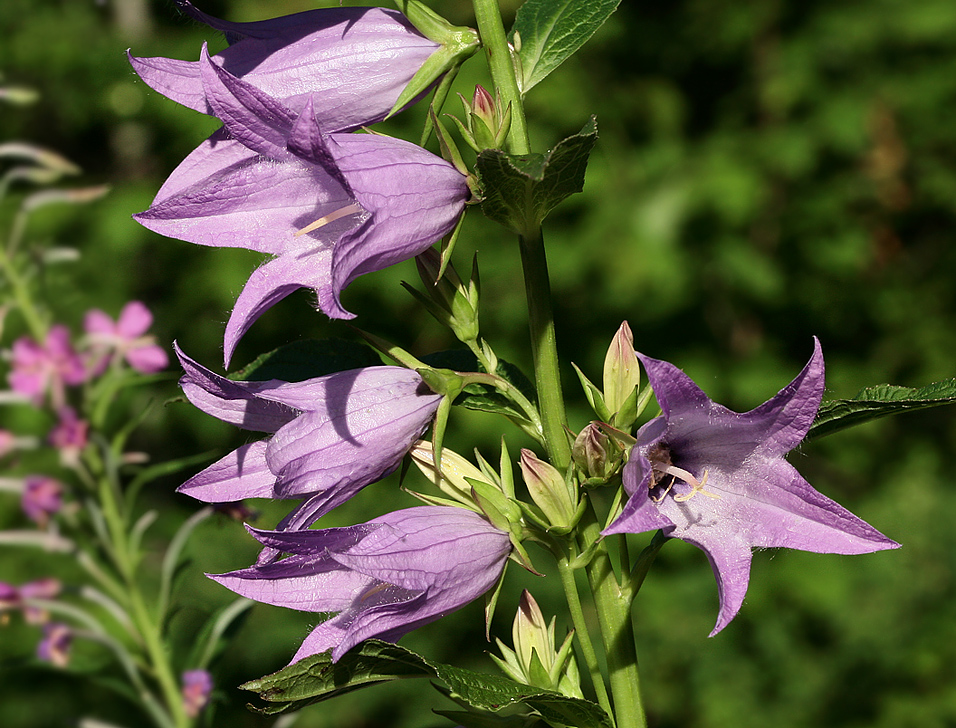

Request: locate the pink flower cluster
(7, 301), (168, 408)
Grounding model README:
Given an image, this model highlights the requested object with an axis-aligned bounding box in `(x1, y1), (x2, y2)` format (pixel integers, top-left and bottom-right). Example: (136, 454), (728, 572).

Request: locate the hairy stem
(580, 506), (647, 728)
(472, 0), (530, 154)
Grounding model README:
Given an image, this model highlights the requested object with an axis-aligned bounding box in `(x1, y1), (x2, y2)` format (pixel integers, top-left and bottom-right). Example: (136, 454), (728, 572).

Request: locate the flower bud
(572, 422), (622, 483)
(603, 321), (641, 426)
(412, 248), (480, 344)
(492, 590), (583, 697)
(182, 670), (214, 719)
(409, 439), (492, 508)
(519, 450), (577, 529)
(37, 622), (72, 667)
(448, 85), (513, 152)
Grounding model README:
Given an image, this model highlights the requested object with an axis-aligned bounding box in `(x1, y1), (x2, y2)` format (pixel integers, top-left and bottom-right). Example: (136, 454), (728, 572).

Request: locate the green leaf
(241, 640), (612, 727)
(234, 339), (382, 382)
(476, 117), (598, 235)
(808, 378), (956, 441)
(510, 0), (622, 93)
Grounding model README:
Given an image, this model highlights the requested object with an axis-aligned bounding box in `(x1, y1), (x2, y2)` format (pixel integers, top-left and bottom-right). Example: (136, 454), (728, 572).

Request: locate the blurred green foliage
(1, 0), (955, 726)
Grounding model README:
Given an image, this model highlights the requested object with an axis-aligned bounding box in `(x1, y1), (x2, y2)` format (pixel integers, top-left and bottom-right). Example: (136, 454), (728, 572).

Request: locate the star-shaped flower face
(129, 3), (440, 133)
(134, 50), (469, 366)
(604, 338), (899, 634)
(211, 506), (512, 663)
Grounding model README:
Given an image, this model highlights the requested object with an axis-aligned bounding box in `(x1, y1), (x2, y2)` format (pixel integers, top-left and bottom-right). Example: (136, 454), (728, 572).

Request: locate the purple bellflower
(134, 52), (468, 365)
(174, 345), (442, 535)
(211, 506), (512, 663)
(604, 338), (899, 634)
(129, 2), (439, 133)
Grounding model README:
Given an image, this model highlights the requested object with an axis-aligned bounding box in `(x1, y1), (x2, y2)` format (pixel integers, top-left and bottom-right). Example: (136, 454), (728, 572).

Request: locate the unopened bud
(493, 590), (583, 697)
(603, 321), (641, 424)
(519, 450), (577, 529)
(414, 248), (480, 343)
(409, 440), (492, 507)
(572, 422), (622, 483)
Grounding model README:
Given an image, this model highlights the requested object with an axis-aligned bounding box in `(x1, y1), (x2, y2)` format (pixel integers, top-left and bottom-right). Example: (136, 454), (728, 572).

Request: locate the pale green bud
(519, 449), (577, 529)
(603, 321), (641, 421)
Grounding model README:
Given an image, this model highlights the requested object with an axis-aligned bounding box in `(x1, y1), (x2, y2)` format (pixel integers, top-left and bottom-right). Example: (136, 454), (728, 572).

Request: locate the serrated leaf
(476, 117), (597, 234)
(241, 640), (611, 727)
(510, 0), (621, 93)
(234, 339), (382, 382)
(808, 378), (956, 441)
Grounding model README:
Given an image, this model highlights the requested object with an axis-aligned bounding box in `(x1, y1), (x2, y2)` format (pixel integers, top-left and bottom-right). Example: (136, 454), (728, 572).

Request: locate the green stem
(472, 0), (530, 154)
(0, 243), (47, 340)
(97, 477), (190, 728)
(580, 506), (647, 728)
(556, 554), (614, 719)
(519, 227), (571, 468)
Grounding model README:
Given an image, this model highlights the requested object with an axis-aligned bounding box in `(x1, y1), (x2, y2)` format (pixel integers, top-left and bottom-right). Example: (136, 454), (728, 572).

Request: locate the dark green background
(1, 0), (955, 726)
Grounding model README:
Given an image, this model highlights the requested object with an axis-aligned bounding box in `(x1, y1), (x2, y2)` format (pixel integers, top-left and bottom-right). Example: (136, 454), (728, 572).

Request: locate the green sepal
(350, 327), (428, 370)
(526, 649), (553, 691)
(609, 380), (653, 430)
(484, 567), (508, 640)
(431, 107), (470, 176)
(389, 1), (479, 117)
(572, 363), (611, 422)
(498, 436), (516, 500)
(475, 117), (598, 236)
(469, 477), (523, 529)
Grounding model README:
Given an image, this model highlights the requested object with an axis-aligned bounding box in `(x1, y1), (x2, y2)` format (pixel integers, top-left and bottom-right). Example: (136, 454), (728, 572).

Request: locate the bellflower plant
(175, 346), (443, 531)
(129, 2), (440, 132)
(210, 506), (512, 663)
(21, 0), (948, 724)
(604, 339), (900, 633)
(134, 52), (469, 364)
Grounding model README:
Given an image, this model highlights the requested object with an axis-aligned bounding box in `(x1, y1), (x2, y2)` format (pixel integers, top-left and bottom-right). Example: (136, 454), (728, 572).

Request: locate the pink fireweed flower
(604, 338), (900, 634)
(129, 2), (440, 132)
(48, 407), (89, 468)
(21, 476), (64, 527)
(134, 52), (468, 366)
(174, 345), (442, 538)
(0, 578), (62, 625)
(181, 669), (214, 718)
(211, 506), (511, 663)
(8, 325), (87, 407)
(37, 622), (72, 667)
(83, 301), (169, 374)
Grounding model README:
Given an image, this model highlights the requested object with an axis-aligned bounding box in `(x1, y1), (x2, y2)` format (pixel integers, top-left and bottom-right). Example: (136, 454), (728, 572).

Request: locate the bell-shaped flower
(604, 338), (899, 634)
(134, 51), (468, 365)
(174, 345), (442, 533)
(129, 2), (440, 132)
(210, 506), (511, 663)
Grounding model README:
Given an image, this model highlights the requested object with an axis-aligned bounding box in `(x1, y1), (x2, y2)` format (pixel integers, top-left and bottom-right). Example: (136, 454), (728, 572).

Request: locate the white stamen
(294, 202), (363, 238)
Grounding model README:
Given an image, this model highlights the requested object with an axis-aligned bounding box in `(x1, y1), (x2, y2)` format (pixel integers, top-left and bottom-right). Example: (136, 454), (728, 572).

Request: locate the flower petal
(178, 440), (276, 502)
